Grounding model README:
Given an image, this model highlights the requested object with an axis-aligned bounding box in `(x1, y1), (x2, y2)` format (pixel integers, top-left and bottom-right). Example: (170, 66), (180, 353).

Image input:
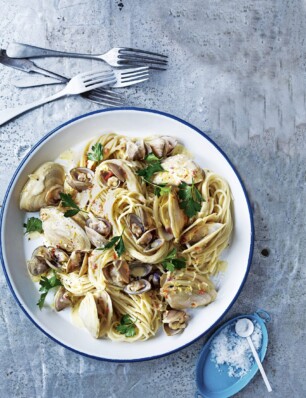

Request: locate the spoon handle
(247, 336), (272, 392)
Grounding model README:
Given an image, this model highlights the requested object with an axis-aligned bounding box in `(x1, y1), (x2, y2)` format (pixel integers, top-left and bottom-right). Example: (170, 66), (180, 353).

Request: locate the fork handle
(30, 65), (69, 82)
(0, 90), (66, 126)
(7, 42), (101, 61)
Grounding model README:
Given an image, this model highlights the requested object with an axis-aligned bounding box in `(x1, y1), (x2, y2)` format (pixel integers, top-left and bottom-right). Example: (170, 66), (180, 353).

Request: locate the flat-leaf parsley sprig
(161, 248), (186, 272)
(37, 270), (62, 310)
(178, 180), (204, 218)
(136, 152), (164, 181)
(87, 143), (103, 162)
(98, 229), (125, 257)
(23, 217), (43, 234)
(60, 193), (88, 218)
(116, 314), (138, 337)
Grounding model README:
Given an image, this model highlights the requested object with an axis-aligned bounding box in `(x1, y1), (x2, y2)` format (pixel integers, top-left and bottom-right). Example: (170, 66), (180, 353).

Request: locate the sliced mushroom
(126, 139), (146, 160)
(20, 162), (65, 211)
(103, 259), (130, 287)
(54, 286), (71, 311)
(165, 290), (217, 310)
(129, 262), (152, 279)
(162, 309), (189, 336)
(158, 191), (187, 240)
(66, 167), (94, 192)
(124, 279), (151, 295)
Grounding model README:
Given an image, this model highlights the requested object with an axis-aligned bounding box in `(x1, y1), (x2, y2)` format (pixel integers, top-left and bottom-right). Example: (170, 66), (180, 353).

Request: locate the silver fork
(7, 42), (168, 70)
(0, 69), (116, 126)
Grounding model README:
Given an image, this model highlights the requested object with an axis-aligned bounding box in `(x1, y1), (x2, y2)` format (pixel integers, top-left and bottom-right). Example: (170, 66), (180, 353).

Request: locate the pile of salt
(210, 320), (262, 378)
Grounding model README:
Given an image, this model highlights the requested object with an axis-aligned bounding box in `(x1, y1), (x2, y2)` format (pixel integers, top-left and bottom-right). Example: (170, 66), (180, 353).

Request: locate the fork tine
(120, 72), (149, 82)
(119, 66), (149, 75)
(119, 48), (168, 59)
(79, 69), (113, 78)
(119, 70), (149, 79)
(83, 71), (114, 83)
(119, 77), (149, 86)
(87, 76), (117, 89)
(90, 88), (123, 98)
(85, 92), (125, 106)
(117, 61), (167, 70)
(118, 55), (168, 66)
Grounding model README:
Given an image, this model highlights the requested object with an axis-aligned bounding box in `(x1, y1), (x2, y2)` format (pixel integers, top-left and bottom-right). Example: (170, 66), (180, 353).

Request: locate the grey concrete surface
(0, 1), (305, 397)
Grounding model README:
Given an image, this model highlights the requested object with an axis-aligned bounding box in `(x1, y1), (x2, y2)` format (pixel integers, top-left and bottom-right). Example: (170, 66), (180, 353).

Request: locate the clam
(96, 159), (143, 193)
(85, 214), (112, 248)
(54, 286), (71, 311)
(128, 214), (145, 238)
(148, 272), (161, 288)
(165, 289), (217, 310)
(66, 250), (88, 276)
(180, 222), (224, 246)
(124, 279), (151, 295)
(20, 162), (65, 211)
(159, 191), (187, 240)
(152, 154), (203, 186)
(45, 247), (69, 271)
(40, 207), (91, 252)
(144, 238), (164, 253)
(27, 246), (49, 276)
(162, 309), (189, 336)
(126, 139), (146, 160)
(103, 259), (130, 287)
(66, 167), (94, 192)
(129, 262), (152, 279)
(78, 291), (113, 338)
(146, 136), (177, 158)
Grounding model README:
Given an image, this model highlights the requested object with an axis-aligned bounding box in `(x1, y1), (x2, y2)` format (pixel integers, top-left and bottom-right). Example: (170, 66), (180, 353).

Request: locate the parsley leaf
(153, 183), (172, 197)
(137, 162), (164, 181)
(145, 153), (160, 163)
(87, 143), (103, 162)
(98, 230), (125, 257)
(37, 270), (62, 310)
(178, 180), (204, 218)
(23, 217), (43, 234)
(60, 193), (87, 217)
(161, 248), (186, 272)
(116, 314), (137, 337)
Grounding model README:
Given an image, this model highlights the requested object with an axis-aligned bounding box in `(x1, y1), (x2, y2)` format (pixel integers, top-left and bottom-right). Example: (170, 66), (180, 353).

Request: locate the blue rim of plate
(0, 107), (254, 363)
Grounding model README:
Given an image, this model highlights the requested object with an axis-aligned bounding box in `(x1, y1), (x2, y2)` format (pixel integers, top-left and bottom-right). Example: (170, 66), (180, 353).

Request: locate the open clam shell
(66, 167), (94, 192)
(124, 279), (151, 295)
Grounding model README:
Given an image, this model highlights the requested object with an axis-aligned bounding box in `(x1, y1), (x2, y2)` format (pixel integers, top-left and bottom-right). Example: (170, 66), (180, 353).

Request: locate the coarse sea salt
(210, 320), (262, 378)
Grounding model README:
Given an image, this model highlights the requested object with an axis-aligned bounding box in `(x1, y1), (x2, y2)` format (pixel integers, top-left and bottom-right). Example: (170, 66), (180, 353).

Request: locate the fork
(0, 69), (116, 126)
(6, 42), (168, 70)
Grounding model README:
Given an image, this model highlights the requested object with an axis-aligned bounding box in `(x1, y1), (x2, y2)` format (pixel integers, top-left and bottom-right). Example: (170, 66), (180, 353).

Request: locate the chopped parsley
(87, 143), (103, 162)
(98, 230), (125, 257)
(178, 180), (204, 218)
(37, 270), (62, 310)
(116, 314), (137, 337)
(60, 192), (87, 217)
(23, 217), (43, 234)
(161, 248), (186, 272)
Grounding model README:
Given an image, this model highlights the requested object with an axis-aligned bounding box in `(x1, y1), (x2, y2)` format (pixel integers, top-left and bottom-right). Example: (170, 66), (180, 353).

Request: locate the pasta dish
(20, 133), (232, 341)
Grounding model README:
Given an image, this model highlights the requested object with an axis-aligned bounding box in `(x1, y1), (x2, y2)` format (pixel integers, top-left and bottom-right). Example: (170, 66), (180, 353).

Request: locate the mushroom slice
(79, 291), (113, 338)
(20, 162), (65, 211)
(40, 207), (91, 252)
(27, 246), (49, 276)
(45, 247), (69, 271)
(54, 286), (71, 311)
(66, 251), (89, 276)
(103, 260), (130, 287)
(152, 154), (204, 186)
(162, 309), (189, 336)
(66, 167), (94, 192)
(124, 279), (151, 295)
(129, 262), (152, 279)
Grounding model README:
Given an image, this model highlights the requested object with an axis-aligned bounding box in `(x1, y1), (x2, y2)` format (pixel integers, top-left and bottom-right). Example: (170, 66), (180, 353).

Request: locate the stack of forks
(0, 42), (168, 125)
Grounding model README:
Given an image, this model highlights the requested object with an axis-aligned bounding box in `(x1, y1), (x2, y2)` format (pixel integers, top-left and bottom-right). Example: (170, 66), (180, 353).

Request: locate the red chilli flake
(198, 289), (206, 295)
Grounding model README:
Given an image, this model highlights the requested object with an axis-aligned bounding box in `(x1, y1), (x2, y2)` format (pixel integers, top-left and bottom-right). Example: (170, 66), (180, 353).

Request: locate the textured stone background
(0, 1), (305, 397)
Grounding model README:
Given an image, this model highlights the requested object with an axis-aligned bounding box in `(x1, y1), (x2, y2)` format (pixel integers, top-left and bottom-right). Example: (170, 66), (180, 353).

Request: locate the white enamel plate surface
(0, 108), (254, 362)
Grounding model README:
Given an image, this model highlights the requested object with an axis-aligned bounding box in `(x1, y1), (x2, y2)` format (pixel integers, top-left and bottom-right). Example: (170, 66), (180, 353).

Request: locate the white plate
(0, 108), (254, 362)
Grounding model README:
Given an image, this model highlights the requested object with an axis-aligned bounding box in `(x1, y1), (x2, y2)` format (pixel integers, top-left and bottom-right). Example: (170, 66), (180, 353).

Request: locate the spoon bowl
(235, 318), (254, 337)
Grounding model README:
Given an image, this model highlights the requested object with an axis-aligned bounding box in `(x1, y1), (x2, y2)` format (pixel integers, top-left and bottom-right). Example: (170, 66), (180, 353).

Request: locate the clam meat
(54, 286), (71, 311)
(162, 309), (189, 336)
(27, 246), (50, 276)
(124, 279), (151, 295)
(129, 262), (152, 279)
(103, 259), (130, 287)
(66, 167), (94, 192)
